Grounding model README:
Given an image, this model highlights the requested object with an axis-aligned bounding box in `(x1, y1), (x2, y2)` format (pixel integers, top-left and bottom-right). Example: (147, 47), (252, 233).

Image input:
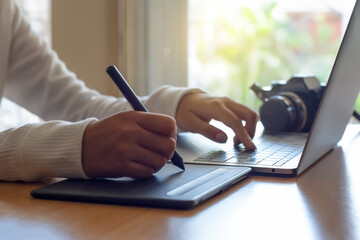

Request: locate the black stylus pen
(106, 65), (185, 171)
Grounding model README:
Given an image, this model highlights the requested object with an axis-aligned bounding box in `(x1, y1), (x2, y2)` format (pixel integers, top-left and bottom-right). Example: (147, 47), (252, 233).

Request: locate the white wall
(52, 0), (120, 96)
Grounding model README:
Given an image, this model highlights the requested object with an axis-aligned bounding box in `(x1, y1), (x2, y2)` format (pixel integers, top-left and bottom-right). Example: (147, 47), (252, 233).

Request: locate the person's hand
(176, 92), (258, 150)
(81, 111), (177, 178)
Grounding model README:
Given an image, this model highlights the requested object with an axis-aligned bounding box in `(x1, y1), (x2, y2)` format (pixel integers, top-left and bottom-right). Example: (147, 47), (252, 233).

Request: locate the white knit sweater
(0, 0), (198, 181)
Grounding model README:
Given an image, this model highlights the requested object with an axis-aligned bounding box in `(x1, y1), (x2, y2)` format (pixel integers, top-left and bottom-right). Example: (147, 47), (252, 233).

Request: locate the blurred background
(1, 0), (358, 130)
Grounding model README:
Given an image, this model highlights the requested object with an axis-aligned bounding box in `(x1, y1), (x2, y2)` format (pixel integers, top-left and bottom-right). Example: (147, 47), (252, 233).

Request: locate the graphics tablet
(31, 164), (251, 209)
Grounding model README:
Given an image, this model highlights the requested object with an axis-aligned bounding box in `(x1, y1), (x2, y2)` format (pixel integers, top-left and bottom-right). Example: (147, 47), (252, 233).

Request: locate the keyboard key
(209, 155), (234, 162)
(194, 150), (226, 161)
(193, 133), (307, 166)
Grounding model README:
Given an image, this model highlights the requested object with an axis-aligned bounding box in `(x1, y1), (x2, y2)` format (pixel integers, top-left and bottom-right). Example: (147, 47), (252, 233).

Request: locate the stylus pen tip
(171, 151), (185, 171)
(177, 163), (185, 171)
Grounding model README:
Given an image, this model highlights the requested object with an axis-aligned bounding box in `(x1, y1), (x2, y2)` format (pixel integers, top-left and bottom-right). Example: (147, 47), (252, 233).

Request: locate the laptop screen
(297, 0), (360, 174)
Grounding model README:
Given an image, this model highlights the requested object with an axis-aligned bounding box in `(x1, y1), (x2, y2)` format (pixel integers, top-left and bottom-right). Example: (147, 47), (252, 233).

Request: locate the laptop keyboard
(194, 133), (307, 167)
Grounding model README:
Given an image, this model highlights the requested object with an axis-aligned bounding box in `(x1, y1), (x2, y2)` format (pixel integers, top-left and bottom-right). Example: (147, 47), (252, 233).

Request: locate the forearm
(0, 119), (94, 182)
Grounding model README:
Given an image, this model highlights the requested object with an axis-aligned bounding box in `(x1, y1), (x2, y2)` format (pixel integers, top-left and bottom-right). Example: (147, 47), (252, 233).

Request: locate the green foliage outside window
(194, 2), (344, 111)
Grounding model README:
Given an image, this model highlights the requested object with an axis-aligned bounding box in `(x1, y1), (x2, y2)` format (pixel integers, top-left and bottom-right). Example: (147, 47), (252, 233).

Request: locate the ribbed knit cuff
(145, 85), (205, 119)
(21, 118), (96, 181)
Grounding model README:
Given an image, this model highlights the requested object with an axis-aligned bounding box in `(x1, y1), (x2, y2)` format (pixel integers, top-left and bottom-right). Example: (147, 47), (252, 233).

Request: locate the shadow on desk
(295, 129), (360, 240)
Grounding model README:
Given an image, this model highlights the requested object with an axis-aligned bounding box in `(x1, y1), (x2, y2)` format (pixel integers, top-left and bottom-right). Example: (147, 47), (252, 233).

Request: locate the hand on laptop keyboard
(175, 92), (258, 150)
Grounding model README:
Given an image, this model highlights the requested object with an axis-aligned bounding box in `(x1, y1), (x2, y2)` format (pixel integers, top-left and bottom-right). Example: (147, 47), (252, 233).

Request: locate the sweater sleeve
(0, 1), (204, 182)
(4, 0), (204, 122)
(0, 119), (95, 182)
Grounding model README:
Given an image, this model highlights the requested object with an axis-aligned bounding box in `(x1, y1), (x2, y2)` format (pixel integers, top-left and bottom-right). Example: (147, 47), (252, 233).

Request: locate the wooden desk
(1, 124), (360, 240)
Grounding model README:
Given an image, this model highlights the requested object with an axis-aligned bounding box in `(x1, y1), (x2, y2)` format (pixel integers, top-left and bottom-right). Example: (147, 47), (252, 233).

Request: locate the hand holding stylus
(80, 65), (182, 179)
(106, 65), (185, 170)
(81, 111), (178, 178)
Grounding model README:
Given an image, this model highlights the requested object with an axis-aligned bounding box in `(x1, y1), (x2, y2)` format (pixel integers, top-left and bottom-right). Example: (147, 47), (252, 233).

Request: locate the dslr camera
(251, 75), (326, 133)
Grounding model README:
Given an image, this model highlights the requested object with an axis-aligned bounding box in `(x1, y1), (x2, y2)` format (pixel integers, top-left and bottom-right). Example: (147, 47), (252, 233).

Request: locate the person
(0, 0), (258, 182)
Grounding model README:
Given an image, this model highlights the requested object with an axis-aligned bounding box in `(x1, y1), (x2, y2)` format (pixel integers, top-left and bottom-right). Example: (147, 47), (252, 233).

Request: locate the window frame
(118, 0), (188, 96)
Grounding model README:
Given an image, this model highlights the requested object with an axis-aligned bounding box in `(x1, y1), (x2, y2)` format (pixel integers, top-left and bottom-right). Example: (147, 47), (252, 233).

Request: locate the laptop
(182, 0), (360, 176)
(31, 164), (251, 209)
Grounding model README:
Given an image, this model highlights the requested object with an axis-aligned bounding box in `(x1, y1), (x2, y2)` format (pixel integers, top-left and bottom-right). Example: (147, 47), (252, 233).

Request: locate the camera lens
(260, 92), (307, 133)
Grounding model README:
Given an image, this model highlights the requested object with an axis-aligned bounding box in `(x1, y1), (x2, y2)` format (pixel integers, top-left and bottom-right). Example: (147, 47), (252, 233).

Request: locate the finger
(107, 145), (167, 178)
(129, 146), (168, 172)
(210, 106), (256, 150)
(124, 161), (156, 178)
(225, 101), (258, 138)
(136, 129), (176, 160)
(181, 112), (228, 143)
(84, 157), (156, 179)
(136, 112), (176, 137)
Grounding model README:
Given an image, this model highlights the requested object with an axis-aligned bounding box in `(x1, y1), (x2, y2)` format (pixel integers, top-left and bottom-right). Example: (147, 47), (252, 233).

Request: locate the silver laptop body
(180, 0), (360, 176)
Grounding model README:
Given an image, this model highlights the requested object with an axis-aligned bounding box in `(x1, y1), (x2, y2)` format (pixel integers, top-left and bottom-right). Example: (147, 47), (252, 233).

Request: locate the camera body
(251, 75), (326, 133)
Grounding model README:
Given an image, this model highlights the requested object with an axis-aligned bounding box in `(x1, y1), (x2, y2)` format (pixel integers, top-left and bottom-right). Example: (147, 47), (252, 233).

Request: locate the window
(15, 0), (52, 45)
(127, 0), (358, 117)
(188, 0), (356, 110)
(0, 0), (51, 130)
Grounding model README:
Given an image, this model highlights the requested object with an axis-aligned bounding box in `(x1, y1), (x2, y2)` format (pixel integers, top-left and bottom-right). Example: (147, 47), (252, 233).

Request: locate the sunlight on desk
(0, 124), (359, 240)
(165, 181), (318, 240)
(0, 217), (70, 240)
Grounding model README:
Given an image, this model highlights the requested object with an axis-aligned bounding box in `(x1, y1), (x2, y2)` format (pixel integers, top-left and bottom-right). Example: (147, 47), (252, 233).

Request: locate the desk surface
(1, 124), (360, 240)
